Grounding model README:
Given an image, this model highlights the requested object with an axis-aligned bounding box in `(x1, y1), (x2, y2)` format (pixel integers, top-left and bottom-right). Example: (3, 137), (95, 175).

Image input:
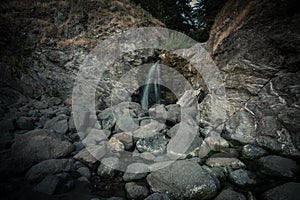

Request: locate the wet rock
(214, 188), (246, 200)
(44, 114), (69, 134)
(111, 132), (133, 150)
(261, 182), (300, 200)
(229, 169), (257, 187)
(97, 157), (120, 179)
(125, 182), (149, 200)
(256, 155), (299, 179)
(16, 117), (34, 130)
(123, 163), (149, 181)
(224, 110), (256, 144)
(147, 159), (218, 199)
(33, 173), (74, 195)
(26, 159), (73, 182)
(77, 166), (91, 179)
(136, 133), (168, 154)
(242, 144), (268, 159)
(206, 157), (246, 170)
(11, 129), (74, 172)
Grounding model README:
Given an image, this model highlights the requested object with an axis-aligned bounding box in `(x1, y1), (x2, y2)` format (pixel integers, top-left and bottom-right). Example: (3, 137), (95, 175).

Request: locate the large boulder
(261, 182), (300, 200)
(146, 159), (218, 199)
(11, 129), (74, 172)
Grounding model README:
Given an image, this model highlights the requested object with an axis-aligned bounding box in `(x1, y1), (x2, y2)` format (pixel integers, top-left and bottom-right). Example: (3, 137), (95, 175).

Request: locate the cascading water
(141, 61), (161, 110)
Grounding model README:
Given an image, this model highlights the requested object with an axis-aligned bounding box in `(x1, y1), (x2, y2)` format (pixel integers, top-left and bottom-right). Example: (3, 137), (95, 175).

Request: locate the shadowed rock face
(206, 0), (300, 156)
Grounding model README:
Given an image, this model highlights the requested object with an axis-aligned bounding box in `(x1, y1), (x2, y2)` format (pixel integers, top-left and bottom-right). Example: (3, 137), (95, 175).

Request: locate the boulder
(33, 173), (74, 195)
(97, 157), (120, 179)
(214, 188), (246, 200)
(242, 144), (268, 159)
(136, 133), (168, 154)
(123, 163), (149, 181)
(206, 157), (246, 170)
(261, 182), (300, 200)
(11, 129), (74, 172)
(26, 159), (73, 182)
(256, 155), (299, 179)
(125, 182), (149, 200)
(229, 169), (257, 187)
(44, 114), (69, 134)
(16, 117), (34, 130)
(147, 159), (218, 199)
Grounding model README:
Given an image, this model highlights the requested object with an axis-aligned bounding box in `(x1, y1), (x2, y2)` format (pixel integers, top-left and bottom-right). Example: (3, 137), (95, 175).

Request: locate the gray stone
(26, 159), (73, 182)
(111, 132), (133, 150)
(147, 160), (218, 199)
(144, 193), (170, 200)
(74, 145), (107, 165)
(261, 182), (300, 200)
(44, 114), (69, 134)
(115, 115), (139, 132)
(214, 188), (246, 200)
(224, 110), (256, 144)
(229, 169), (257, 187)
(11, 129), (74, 172)
(166, 123), (180, 138)
(16, 117), (34, 130)
(97, 157), (120, 179)
(33, 173), (74, 195)
(82, 129), (108, 146)
(256, 155), (299, 179)
(77, 166), (91, 178)
(242, 144), (268, 159)
(98, 108), (116, 130)
(202, 165), (226, 182)
(206, 157), (246, 170)
(125, 182), (149, 200)
(108, 137), (125, 152)
(165, 104), (181, 123)
(123, 163), (149, 181)
(199, 133), (229, 158)
(136, 133), (168, 154)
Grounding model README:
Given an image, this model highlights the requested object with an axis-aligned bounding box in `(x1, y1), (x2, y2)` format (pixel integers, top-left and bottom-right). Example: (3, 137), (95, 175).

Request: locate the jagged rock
(77, 166), (91, 179)
(206, 157), (246, 170)
(26, 159), (73, 182)
(229, 169), (257, 187)
(147, 159), (218, 199)
(125, 182), (149, 200)
(256, 155), (299, 179)
(166, 123), (180, 138)
(165, 104), (181, 123)
(97, 157), (120, 178)
(134, 120), (166, 138)
(144, 193), (170, 200)
(108, 137), (125, 152)
(199, 133), (229, 158)
(224, 110), (256, 144)
(33, 173), (74, 195)
(261, 182), (300, 200)
(202, 165), (226, 182)
(97, 107), (117, 130)
(242, 144), (268, 159)
(214, 188), (246, 200)
(123, 163), (149, 181)
(11, 129), (74, 172)
(167, 119), (199, 157)
(111, 132), (133, 150)
(16, 116), (34, 130)
(44, 114), (69, 134)
(136, 132), (168, 154)
(176, 89), (199, 108)
(148, 104), (167, 123)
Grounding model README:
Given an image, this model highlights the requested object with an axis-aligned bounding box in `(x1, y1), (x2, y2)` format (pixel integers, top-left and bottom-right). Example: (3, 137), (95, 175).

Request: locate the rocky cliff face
(0, 0), (164, 114)
(206, 0), (300, 157)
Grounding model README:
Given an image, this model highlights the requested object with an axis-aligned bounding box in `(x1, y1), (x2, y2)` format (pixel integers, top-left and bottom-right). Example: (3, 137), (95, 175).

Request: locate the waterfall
(141, 61), (161, 110)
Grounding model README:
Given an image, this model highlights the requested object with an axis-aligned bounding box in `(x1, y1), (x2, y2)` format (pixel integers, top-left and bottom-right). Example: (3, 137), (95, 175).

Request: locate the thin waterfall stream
(141, 61), (162, 110)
